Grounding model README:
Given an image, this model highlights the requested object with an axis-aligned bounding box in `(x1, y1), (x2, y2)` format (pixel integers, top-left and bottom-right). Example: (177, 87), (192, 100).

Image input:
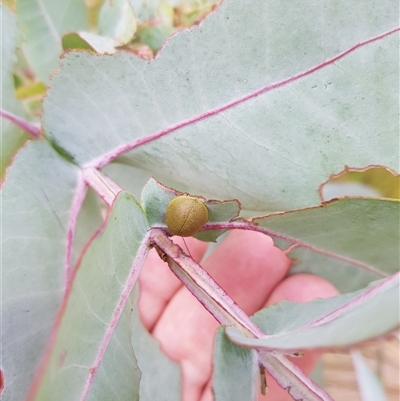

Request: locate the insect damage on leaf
(165, 195), (209, 237)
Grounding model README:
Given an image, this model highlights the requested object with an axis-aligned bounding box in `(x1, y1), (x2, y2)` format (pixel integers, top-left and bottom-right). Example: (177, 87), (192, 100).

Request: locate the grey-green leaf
(72, 187), (104, 266)
(194, 199), (241, 242)
(32, 192), (149, 400)
(86, 296), (141, 401)
(1, 141), (81, 401)
(213, 327), (259, 401)
(226, 275), (399, 351)
(43, 0), (398, 211)
(130, 286), (181, 401)
(254, 198), (400, 292)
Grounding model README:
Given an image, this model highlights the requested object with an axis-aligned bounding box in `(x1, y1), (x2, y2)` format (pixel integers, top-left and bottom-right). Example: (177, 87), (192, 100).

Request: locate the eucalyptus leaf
(226, 274), (400, 351)
(141, 177), (181, 227)
(253, 198), (400, 292)
(103, 162), (154, 199)
(213, 327), (259, 401)
(130, 286), (181, 401)
(103, 158), (198, 199)
(32, 192), (149, 400)
(43, 0), (398, 211)
(85, 297), (141, 401)
(72, 187), (103, 265)
(194, 199), (241, 242)
(1, 142), (81, 401)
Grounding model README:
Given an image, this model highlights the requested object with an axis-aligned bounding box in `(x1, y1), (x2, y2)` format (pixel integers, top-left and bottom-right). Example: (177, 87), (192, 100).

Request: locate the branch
(82, 167), (122, 206)
(259, 351), (334, 401)
(150, 228), (334, 400)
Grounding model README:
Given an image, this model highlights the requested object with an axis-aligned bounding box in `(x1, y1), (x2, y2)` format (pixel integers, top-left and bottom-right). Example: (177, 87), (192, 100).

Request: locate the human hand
(139, 231), (338, 401)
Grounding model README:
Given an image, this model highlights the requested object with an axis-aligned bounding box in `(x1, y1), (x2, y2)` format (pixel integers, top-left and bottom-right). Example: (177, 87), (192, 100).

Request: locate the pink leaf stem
(259, 351), (334, 401)
(79, 233), (151, 401)
(201, 220), (388, 278)
(150, 228), (264, 337)
(82, 167), (122, 206)
(65, 172), (88, 287)
(0, 108), (42, 139)
(150, 228), (333, 400)
(86, 27), (399, 170)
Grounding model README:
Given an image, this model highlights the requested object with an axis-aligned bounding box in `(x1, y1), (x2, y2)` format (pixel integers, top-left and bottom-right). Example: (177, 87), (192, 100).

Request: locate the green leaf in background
(253, 198), (400, 292)
(1, 141), (81, 401)
(43, 0), (398, 211)
(87, 0), (105, 30)
(98, 0), (137, 45)
(32, 192), (149, 401)
(170, 0), (221, 29)
(226, 274), (399, 351)
(212, 327), (258, 401)
(128, 0), (175, 52)
(130, 286), (181, 401)
(130, 0), (165, 22)
(322, 167), (400, 201)
(130, 0), (174, 52)
(17, 0), (88, 83)
(131, 0), (220, 32)
(134, 24), (173, 53)
(1, 5), (30, 178)
(62, 32), (120, 54)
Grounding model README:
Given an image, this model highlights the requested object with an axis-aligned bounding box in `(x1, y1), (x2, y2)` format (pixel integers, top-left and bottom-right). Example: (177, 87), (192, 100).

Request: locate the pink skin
(138, 231), (338, 401)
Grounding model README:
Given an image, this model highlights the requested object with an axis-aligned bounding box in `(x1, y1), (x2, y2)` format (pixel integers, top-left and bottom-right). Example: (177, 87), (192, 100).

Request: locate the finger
(152, 230), (292, 401)
(259, 273), (339, 401)
(199, 381), (212, 401)
(265, 273), (339, 306)
(138, 236), (208, 330)
(203, 230), (293, 314)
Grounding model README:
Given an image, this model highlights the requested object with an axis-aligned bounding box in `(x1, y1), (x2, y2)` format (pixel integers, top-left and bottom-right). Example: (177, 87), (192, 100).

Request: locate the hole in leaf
(320, 166), (399, 201)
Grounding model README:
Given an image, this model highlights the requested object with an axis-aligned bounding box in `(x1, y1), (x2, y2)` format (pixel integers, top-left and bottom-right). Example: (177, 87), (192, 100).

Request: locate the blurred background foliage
(6, 0), (221, 112)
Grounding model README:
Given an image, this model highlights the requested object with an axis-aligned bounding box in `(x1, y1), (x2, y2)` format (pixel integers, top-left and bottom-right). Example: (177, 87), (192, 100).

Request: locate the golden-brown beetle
(165, 196), (209, 237)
